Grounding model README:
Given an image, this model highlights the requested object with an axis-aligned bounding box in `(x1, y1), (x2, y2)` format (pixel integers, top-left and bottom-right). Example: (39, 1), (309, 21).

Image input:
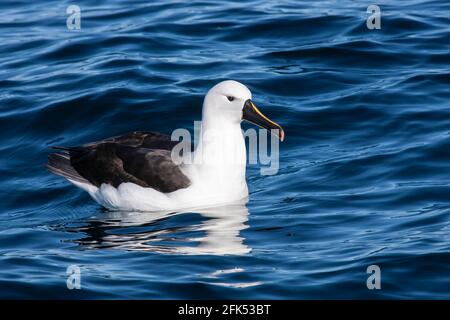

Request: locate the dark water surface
(1, 0), (450, 299)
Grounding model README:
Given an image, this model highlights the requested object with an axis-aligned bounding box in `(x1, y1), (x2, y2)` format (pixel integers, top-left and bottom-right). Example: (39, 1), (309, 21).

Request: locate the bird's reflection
(63, 200), (251, 255)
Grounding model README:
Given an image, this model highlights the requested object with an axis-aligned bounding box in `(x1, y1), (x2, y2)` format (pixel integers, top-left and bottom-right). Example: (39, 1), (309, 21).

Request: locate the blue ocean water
(1, 0), (450, 299)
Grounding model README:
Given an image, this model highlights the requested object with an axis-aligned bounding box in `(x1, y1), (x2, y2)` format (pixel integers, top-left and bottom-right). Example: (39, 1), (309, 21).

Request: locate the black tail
(47, 153), (90, 184)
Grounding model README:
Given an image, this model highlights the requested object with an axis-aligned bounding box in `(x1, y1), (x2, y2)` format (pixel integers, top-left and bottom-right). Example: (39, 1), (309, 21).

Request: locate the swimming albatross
(47, 80), (284, 211)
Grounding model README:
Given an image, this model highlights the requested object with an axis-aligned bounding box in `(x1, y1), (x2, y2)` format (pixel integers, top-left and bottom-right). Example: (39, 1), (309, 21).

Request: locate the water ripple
(0, 0), (449, 299)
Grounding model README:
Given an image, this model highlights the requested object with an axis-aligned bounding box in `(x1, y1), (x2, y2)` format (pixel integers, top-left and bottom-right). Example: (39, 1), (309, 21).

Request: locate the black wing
(47, 131), (190, 193)
(82, 131), (180, 149)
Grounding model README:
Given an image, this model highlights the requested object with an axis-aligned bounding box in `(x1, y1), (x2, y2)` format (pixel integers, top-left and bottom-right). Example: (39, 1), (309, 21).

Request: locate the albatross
(47, 80), (284, 211)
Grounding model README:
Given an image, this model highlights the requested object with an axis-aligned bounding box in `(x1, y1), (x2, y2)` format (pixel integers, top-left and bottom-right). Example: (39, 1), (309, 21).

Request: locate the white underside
(69, 128), (249, 212)
(70, 164), (248, 212)
(70, 177), (248, 212)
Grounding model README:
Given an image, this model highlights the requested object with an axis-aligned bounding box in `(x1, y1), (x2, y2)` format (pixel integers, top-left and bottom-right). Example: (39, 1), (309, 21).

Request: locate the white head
(203, 80), (252, 125)
(202, 80), (284, 141)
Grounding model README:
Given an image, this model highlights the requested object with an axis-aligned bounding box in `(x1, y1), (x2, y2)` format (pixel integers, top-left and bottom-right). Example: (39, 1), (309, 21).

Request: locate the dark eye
(227, 96), (234, 102)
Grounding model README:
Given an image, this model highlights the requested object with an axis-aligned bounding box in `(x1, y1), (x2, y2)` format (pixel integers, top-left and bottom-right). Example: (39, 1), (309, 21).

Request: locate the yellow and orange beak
(242, 99), (284, 141)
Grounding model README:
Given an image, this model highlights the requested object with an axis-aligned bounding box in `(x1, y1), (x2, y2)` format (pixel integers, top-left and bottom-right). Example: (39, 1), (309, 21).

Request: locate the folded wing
(47, 131), (190, 193)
